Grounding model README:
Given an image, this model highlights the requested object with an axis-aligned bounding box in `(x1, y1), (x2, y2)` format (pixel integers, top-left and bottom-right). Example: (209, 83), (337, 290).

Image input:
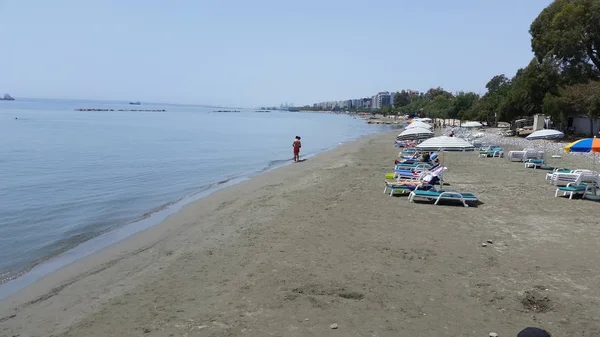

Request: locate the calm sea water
(0, 99), (391, 285)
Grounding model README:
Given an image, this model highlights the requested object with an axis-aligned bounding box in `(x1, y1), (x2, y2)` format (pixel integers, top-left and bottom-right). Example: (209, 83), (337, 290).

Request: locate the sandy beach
(2, 130), (600, 337)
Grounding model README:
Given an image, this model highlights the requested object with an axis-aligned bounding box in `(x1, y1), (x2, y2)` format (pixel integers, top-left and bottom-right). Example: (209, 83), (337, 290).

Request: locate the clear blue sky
(0, 0), (552, 107)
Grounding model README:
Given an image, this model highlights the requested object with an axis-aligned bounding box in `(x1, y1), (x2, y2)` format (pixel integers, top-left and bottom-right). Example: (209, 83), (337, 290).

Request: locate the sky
(0, 0), (553, 107)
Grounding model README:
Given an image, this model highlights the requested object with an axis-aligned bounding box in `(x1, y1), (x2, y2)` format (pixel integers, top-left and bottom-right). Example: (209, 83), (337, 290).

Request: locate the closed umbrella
(397, 127), (434, 141)
(525, 129), (564, 140)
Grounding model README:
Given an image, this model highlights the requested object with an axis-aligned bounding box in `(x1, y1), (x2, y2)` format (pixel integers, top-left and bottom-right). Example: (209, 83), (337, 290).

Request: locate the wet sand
(1, 131), (600, 337)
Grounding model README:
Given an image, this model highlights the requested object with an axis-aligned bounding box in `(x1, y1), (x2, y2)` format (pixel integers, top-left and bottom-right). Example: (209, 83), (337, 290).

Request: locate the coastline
(2, 129), (600, 336)
(0, 130), (398, 323)
(0, 122), (393, 291)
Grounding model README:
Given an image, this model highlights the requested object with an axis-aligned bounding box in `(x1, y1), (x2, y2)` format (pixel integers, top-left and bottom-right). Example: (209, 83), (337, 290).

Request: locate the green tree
(379, 105), (393, 115)
(486, 74), (510, 93)
(530, 0), (600, 79)
(425, 95), (454, 120)
(558, 81), (600, 136)
(451, 91), (480, 120)
(393, 90), (411, 109)
(542, 92), (564, 125)
(498, 58), (561, 121)
(424, 87), (453, 100)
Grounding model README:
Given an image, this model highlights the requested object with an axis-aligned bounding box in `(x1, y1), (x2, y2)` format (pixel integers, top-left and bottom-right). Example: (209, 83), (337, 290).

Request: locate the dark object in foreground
(517, 327), (551, 337)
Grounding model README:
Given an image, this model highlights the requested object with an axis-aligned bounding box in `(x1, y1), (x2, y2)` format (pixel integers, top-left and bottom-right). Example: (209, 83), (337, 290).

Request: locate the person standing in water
(293, 136), (301, 162)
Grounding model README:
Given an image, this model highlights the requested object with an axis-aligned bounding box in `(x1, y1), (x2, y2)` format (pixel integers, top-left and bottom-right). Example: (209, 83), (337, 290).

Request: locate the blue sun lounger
(408, 189), (479, 207)
(383, 182), (435, 196)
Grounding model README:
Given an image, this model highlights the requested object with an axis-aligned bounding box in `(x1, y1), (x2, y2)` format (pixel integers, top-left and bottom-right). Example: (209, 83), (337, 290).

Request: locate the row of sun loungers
(385, 151), (480, 207)
(504, 149), (599, 200)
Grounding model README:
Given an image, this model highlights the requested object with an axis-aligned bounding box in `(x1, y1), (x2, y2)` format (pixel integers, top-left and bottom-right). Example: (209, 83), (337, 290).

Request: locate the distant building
(374, 91), (391, 109)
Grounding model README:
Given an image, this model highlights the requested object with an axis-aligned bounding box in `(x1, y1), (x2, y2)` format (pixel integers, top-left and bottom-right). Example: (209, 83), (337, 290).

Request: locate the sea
(0, 98), (393, 298)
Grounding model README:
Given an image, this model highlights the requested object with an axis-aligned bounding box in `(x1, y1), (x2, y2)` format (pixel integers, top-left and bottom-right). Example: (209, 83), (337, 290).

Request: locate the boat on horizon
(129, 101), (141, 105)
(1, 93), (15, 101)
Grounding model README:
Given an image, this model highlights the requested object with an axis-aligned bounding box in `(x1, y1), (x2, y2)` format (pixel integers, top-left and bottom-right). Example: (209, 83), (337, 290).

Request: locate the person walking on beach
(293, 136), (301, 162)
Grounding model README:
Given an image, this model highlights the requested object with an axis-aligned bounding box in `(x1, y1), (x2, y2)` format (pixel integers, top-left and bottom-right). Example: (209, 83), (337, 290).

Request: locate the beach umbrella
(415, 136), (474, 152)
(526, 129), (564, 140)
(526, 130), (564, 169)
(406, 121), (433, 130)
(397, 127), (434, 140)
(564, 136), (600, 196)
(414, 136), (474, 185)
(461, 121), (483, 128)
(420, 117), (432, 122)
(564, 136), (600, 153)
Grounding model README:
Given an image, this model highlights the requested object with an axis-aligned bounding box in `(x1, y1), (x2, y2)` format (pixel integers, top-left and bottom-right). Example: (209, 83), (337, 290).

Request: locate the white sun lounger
(555, 183), (593, 199)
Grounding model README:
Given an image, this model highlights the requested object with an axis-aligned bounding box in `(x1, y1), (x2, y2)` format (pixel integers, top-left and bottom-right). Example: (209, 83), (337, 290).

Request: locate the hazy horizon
(0, 0), (553, 107)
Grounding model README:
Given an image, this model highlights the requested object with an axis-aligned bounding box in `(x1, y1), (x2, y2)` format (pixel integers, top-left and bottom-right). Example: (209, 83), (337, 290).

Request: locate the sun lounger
(479, 147), (503, 158)
(395, 162), (431, 170)
(552, 171), (599, 187)
(507, 150), (525, 162)
(545, 168), (572, 180)
(524, 159), (545, 169)
(547, 169), (592, 182)
(385, 167), (447, 196)
(555, 183), (592, 199)
(394, 163), (437, 178)
(383, 182), (433, 195)
(407, 189), (479, 207)
(508, 149), (544, 162)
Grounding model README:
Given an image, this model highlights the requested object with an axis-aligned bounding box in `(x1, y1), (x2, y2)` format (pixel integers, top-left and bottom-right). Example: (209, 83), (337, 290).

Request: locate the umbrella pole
(594, 153), (597, 196)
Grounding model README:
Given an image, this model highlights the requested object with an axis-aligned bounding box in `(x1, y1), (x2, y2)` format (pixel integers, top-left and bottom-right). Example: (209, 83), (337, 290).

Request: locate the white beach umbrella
(406, 121), (433, 130)
(416, 136), (474, 152)
(525, 129), (564, 140)
(416, 136), (474, 176)
(397, 127), (434, 140)
(462, 121), (483, 128)
(420, 117), (432, 122)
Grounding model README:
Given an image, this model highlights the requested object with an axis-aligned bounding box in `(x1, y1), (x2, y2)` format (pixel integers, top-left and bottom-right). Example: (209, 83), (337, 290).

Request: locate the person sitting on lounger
(421, 152), (431, 162)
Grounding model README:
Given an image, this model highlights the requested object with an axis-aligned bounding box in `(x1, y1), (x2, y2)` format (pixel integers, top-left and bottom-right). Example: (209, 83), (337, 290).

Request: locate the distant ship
(0, 93), (15, 101)
(129, 101), (141, 105)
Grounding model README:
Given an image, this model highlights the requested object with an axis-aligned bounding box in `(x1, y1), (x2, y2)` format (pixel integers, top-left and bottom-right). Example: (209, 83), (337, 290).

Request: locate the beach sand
(2, 131), (600, 337)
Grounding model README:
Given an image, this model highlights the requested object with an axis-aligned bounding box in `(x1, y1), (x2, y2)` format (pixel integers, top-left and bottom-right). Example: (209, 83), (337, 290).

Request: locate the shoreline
(0, 129), (396, 301)
(2, 129), (599, 336)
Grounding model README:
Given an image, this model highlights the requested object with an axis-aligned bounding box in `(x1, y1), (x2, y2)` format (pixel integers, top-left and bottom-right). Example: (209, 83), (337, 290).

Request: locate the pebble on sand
(330, 323), (338, 329)
(481, 243), (488, 247)
(489, 333), (498, 337)
(487, 240), (494, 244)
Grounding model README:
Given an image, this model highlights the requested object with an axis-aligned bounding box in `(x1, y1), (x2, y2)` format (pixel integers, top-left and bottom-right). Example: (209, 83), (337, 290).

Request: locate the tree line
(383, 0), (599, 136)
